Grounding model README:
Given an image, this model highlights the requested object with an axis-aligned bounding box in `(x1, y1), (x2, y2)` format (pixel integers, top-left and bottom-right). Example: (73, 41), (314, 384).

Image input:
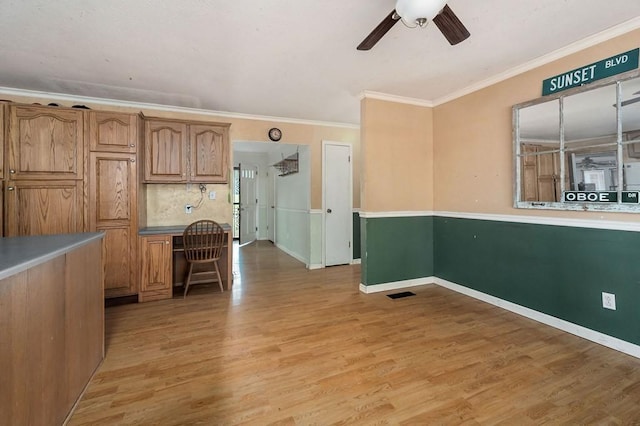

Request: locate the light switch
(209, 191), (216, 200)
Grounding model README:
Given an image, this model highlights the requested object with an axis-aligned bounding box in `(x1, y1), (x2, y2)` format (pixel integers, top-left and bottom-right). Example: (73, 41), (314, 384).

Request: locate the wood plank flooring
(69, 241), (640, 424)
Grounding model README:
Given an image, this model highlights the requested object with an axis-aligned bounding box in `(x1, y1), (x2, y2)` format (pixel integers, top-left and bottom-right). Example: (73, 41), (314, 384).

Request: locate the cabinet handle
(130, 159), (136, 163)
(7, 186), (14, 191)
(165, 241), (169, 245)
(130, 144), (135, 147)
(9, 169), (15, 174)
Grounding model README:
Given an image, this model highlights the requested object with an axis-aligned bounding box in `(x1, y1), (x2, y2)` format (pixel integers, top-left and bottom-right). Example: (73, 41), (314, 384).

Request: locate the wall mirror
(514, 70), (640, 212)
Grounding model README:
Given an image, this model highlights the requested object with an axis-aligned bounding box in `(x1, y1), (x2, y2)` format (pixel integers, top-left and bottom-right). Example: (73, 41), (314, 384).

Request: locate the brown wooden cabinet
(1, 103), (4, 237)
(88, 150), (139, 297)
(143, 118), (229, 183)
(139, 235), (173, 302)
(89, 111), (138, 153)
(4, 180), (84, 236)
(144, 119), (188, 182)
(7, 105), (84, 180)
(4, 105), (85, 237)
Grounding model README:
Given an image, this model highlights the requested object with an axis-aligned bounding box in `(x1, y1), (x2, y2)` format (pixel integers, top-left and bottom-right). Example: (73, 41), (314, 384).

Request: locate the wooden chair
(182, 220), (225, 297)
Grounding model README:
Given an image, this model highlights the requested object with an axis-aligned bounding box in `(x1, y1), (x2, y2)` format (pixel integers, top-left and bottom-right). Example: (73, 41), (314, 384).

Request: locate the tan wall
(434, 28), (640, 222)
(1, 94), (359, 226)
(361, 98), (434, 212)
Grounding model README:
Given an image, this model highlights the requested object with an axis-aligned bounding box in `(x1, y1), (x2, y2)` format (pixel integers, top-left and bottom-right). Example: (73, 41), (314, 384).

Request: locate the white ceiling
(1, 1), (640, 125)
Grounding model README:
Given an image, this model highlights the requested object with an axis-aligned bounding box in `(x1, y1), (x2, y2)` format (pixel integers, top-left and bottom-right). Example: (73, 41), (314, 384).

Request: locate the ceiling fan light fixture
(395, 0), (447, 27)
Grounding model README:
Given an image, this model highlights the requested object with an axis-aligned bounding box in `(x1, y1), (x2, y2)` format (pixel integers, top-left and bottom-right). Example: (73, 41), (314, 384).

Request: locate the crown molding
(360, 90), (434, 108)
(433, 16), (640, 106)
(0, 86), (360, 130)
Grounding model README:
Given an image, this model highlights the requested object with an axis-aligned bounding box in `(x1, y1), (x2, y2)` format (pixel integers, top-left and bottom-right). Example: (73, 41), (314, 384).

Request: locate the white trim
(433, 17), (640, 106)
(360, 91), (434, 108)
(359, 210), (434, 218)
(436, 210), (640, 233)
(307, 263), (323, 270)
(358, 209), (640, 233)
(359, 277), (435, 294)
(274, 207), (309, 214)
(434, 278), (640, 359)
(0, 86), (359, 129)
(351, 258), (361, 265)
(352, 208), (361, 213)
(309, 209), (323, 214)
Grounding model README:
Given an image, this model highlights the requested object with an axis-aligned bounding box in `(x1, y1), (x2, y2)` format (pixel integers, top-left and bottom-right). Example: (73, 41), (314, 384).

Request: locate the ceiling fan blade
(432, 4), (470, 45)
(357, 10), (399, 51)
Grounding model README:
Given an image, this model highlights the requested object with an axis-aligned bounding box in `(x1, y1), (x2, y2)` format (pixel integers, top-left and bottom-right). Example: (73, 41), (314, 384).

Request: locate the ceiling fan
(357, 0), (470, 51)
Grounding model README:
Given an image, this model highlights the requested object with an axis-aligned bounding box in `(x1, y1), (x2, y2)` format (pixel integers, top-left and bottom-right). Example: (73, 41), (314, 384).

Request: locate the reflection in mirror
(621, 78), (640, 191)
(564, 84), (619, 192)
(518, 99), (561, 202)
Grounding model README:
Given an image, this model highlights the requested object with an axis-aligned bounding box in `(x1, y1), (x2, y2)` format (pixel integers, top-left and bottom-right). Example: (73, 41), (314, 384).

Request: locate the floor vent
(386, 291), (416, 300)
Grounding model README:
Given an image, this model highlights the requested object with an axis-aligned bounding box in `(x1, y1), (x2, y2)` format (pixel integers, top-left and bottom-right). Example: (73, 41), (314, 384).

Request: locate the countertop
(139, 223), (232, 236)
(0, 232), (105, 281)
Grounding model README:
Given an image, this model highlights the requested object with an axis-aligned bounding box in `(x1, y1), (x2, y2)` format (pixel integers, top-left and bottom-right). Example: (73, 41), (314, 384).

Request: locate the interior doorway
(323, 141), (352, 266)
(239, 164), (258, 245)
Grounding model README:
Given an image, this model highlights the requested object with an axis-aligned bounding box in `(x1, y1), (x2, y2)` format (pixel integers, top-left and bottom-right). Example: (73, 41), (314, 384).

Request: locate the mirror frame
(513, 68), (640, 213)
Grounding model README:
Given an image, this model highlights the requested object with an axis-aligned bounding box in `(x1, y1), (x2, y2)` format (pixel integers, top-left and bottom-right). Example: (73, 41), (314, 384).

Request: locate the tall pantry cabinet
(4, 105), (84, 236)
(88, 111), (143, 298)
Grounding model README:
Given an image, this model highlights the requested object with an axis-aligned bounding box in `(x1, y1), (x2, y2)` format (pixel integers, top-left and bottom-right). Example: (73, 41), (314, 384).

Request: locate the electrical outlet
(209, 191), (216, 200)
(185, 204), (193, 214)
(602, 292), (616, 310)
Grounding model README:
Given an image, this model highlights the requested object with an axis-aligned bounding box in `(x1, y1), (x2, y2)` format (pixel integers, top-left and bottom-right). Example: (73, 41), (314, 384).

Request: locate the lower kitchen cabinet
(139, 235), (173, 302)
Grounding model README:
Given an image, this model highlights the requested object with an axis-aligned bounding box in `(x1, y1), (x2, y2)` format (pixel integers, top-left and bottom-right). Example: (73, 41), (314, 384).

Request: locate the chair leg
(214, 261), (224, 292)
(183, 263), (194, 298)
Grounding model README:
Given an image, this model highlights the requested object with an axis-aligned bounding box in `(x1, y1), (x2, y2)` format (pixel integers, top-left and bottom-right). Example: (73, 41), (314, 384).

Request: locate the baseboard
(351, 258), (361, 265)
(307, 263), (323, 270)
(359, 277), (435, 294)
(275, 243), (308, 265)
(434, 277), (640, 360)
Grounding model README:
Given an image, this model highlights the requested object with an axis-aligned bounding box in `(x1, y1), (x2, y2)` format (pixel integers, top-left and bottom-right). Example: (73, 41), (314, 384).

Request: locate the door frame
(321, 140), (353, 267)
(267, 166), (276, 243)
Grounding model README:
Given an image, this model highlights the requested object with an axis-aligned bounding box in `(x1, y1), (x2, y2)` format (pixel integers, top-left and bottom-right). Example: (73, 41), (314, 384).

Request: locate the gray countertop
(139, 223), (231, 236)
(0, 232), (104, 281)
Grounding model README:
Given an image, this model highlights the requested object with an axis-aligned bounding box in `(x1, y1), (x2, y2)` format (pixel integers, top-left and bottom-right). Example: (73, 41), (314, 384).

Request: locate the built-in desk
(138, 224), (232, 301)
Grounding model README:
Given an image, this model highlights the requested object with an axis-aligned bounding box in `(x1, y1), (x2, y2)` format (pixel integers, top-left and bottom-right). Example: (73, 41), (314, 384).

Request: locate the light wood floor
(70, 241), (640, 425)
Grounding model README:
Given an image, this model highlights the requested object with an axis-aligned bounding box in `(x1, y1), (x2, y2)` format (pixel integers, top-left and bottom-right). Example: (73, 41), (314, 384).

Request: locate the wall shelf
(273, 152), (299, 176)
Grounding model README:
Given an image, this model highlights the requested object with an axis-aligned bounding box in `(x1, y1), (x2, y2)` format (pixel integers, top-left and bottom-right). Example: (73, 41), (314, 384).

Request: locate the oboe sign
(542, 48), (639, 96)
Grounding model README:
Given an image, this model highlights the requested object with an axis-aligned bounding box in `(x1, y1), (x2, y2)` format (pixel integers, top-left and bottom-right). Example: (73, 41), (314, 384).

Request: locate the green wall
(360, 214), (640, 345)
(434, 216), (640, 345)
(352, 212), (361, 260)
(360, 216), (434, 285)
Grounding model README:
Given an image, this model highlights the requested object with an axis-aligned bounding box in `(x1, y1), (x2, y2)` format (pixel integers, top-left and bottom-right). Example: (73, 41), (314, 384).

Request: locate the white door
(267, 168), (276, 242)
(323, 142), (352, 266)
(240, 164), (258, 245)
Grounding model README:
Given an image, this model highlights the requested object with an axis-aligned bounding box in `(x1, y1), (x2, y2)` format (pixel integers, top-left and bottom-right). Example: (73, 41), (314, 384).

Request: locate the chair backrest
(183, 220), (225, 262)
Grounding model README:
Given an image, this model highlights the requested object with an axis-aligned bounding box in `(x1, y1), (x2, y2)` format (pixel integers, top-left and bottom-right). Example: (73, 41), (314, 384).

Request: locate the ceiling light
(395, 0), (448, 28)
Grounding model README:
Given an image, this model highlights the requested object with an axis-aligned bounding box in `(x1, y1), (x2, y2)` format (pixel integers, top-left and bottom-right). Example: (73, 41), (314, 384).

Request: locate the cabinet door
(89, 111), (138, 153)
(88, 152), (138, 297)
(1, 103), (5, 179)
(189, 124), (230, 183)
(4, 180), (84, 236)
(139, 235), (173, 302)
(144, 120), (188, 182)
(7, 106), (84, 180)
(101, 227), (137, 297)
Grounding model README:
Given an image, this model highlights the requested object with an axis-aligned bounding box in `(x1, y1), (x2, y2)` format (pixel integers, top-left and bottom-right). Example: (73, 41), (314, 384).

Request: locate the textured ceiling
(1, 0), (640, 125)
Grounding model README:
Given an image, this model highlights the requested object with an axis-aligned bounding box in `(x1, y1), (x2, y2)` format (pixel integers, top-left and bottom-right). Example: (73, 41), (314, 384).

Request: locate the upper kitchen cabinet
(89, 111), (138, 153)
(143, 118), (230, 183)
(144, 119), (188, 182)
(189, 123), (229, 183)
(7, 105), (84, 180)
